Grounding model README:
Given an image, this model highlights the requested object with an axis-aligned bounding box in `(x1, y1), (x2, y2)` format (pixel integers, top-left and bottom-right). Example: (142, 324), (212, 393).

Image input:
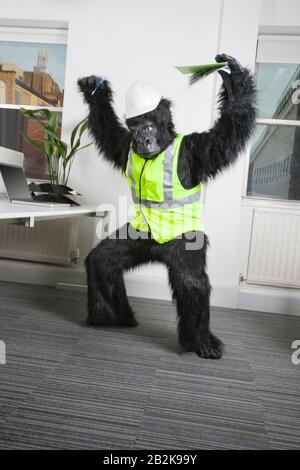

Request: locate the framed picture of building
(0, 26), (67, 180)
(0, 43), (65, 107)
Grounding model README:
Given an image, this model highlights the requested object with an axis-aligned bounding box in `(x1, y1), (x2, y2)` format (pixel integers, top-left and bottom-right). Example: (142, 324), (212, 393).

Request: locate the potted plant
(20, 108), (92, 194)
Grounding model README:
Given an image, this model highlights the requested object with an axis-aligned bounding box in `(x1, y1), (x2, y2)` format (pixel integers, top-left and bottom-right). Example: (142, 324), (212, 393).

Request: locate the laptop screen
(0, 164), (31, 200)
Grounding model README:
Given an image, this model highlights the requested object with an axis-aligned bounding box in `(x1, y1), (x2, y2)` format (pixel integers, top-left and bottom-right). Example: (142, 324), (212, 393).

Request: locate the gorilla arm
(78, 76), (131, 173)
(178, 54), (257, 188)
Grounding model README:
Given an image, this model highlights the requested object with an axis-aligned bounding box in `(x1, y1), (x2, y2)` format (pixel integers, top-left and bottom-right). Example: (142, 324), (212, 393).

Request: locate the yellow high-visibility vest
(125, 133), (204, 244)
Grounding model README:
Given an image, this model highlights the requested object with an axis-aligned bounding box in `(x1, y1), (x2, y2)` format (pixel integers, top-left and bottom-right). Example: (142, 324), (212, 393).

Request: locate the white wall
(0, 0), (263, 306)
(260, 0), (300, 27)
(204, 0), (261, 306)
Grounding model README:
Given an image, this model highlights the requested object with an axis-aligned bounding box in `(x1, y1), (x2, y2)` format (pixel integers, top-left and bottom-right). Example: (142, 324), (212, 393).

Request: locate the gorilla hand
(215, 53), (243, 73)
(215, 53), (243, 101)
(77, 75), (109, 102)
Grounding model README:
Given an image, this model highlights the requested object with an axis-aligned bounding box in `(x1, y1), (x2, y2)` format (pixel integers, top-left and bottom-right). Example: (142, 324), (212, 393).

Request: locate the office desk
(0, 200), (107, 227)
(0, 199), (109, 284)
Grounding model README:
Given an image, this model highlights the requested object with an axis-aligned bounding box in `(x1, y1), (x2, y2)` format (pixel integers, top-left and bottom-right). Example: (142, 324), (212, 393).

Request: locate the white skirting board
(0, 259), (238, 307)
(0, 259), (299, 316)
(238, 285), (300, 316)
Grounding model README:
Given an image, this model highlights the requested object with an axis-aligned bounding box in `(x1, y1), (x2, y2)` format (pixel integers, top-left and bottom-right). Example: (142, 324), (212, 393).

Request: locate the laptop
(0, 162), (77, 207)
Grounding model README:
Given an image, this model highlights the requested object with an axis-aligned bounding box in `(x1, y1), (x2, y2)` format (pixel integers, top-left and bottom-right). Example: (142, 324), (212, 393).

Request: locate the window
(247, 35), (300, 201)
(0, 23), (67, 180)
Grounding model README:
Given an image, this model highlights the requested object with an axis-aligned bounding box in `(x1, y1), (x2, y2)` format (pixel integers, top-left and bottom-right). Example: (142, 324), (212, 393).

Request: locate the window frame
(242, 34), (300, 206)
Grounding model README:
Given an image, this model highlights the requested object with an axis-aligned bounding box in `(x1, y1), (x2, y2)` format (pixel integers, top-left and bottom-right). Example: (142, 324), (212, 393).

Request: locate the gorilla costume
(78, 53), (256, 359)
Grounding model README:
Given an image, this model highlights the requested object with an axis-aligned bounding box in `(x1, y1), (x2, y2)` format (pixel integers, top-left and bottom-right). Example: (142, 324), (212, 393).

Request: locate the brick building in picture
(0, 51), (64, 107)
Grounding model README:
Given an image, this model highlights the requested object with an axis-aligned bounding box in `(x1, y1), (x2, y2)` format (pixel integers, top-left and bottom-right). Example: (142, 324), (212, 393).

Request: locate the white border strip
(0, 26), (67, 44)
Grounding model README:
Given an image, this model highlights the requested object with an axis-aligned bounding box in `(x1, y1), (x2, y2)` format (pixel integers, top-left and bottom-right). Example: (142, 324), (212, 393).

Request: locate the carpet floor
(0, 281), (299, 449)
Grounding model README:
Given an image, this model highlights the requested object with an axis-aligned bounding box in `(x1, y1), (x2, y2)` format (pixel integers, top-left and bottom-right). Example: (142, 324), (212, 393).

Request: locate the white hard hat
(125, 80), (162, 119)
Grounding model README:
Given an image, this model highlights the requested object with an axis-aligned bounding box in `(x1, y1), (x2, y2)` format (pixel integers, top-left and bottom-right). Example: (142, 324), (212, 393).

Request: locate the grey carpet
(0, 281), (299, 449)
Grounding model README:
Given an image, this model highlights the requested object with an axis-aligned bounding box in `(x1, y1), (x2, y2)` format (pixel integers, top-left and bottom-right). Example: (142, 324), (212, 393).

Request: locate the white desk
(0, 200), (107, 227)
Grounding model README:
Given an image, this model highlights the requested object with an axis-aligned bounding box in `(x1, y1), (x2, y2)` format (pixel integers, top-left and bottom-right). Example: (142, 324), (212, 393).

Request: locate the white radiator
(247, 209), (300, 288)
(0, 219), (75, 266)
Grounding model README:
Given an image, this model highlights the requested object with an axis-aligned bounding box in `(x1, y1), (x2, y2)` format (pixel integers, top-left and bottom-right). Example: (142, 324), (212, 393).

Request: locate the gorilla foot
(183, 332), (224, 359)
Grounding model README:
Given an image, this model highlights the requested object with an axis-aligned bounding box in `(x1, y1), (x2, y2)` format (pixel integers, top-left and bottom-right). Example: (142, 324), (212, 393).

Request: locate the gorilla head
(125, 81), (176, 159)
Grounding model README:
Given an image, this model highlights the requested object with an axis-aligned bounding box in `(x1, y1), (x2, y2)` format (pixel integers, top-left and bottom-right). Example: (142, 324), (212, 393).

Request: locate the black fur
(79, 75), (131, 172)
(78, 53), (256, 359)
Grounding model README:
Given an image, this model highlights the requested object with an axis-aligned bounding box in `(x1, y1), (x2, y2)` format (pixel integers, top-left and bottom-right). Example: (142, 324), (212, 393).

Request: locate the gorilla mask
(126, 117), (160, 157)
(126, 99), (176, 159)
(125, 80), (176, 158)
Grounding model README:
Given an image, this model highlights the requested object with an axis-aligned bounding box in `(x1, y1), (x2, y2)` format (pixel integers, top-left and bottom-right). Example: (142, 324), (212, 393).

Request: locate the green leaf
(79, 118), (89, 138)
(70, 117), (87, 148)
(56, 140), (68, 161)
(42, 128), (63, 143)
(21, 132), (44, 152)
(65, 138), (81, 163)
(43, 134), (55, 161)
(48, 113), (59, 134)
(76, 142), (93, 152)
